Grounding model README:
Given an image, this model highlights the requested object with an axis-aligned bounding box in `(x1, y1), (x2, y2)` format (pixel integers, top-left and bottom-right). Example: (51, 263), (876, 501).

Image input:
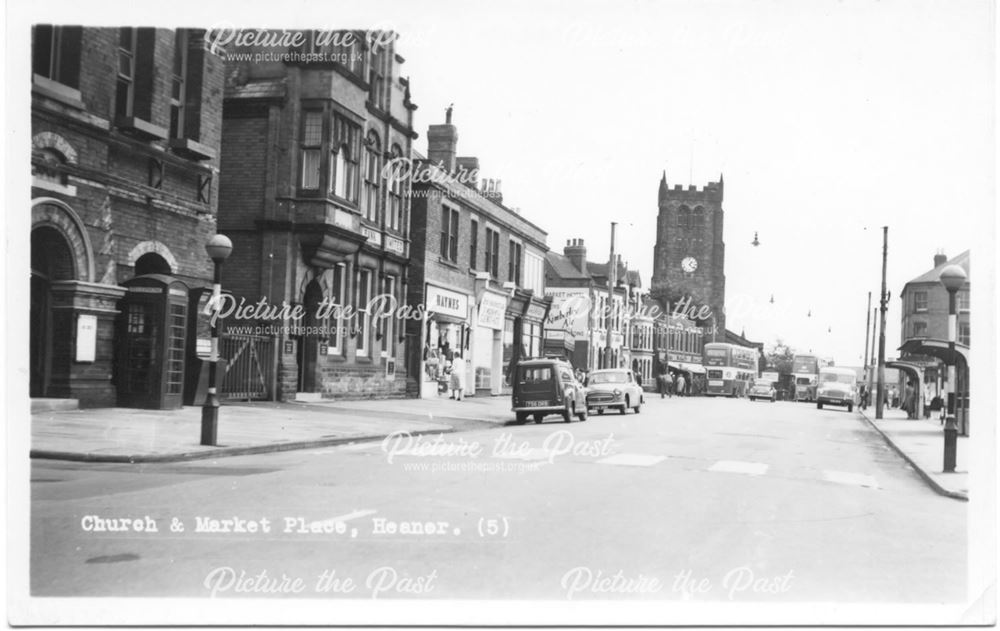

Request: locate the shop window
(440, 206), (459, 262)
(328, 264), (346, 355)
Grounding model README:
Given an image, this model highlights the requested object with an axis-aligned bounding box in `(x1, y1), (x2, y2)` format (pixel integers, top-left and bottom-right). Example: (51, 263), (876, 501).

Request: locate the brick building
(407, 112), (551, 398)
(543, 239), (646, 373)
(218, 30), (417, 401)
(651, 172), (726, 340)
(30, 26), (224, 407)
(896, 250), (971, 430)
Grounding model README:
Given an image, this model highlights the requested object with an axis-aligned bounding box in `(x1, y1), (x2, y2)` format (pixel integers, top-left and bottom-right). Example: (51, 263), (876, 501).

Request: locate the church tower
(651, 171), (726, 339)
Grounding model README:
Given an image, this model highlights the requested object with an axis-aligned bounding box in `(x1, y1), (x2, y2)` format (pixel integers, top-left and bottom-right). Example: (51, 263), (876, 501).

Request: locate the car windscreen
(820, 373), (855, 384)
(589, 372), (628, 384)
(519, 367), (552, 383)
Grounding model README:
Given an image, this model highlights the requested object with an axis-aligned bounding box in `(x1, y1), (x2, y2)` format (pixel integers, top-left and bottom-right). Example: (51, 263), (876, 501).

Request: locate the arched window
(363, 130), (381, 222)
(678, 205), (691, 229)
(693, 206), (704, 228)
(32, 148), (68, 187)
(134, 252), (172, 276)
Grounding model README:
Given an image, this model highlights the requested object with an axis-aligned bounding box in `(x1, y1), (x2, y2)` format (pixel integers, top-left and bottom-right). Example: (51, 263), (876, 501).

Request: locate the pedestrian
(668, 372), (676, 398)
(450, 352), (466, 400)
(676, 373), (686, 398)
(658, 371), (667, 399)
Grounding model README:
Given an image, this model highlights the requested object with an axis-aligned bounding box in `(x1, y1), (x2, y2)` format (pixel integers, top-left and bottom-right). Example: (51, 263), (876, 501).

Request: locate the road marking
(307, 509), (377, 530)
(596, 454), (666, 467)
(708, 460), (769, 476)
(822, 470), (880, 489)
(493, 448), (552, 462)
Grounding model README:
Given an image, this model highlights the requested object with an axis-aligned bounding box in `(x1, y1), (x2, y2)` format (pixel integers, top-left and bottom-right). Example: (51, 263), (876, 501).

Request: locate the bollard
(943, 417), (958, 473)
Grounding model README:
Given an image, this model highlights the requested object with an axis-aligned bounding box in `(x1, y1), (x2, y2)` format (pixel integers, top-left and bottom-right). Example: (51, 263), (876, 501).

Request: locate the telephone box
(116, 274), (190, 409)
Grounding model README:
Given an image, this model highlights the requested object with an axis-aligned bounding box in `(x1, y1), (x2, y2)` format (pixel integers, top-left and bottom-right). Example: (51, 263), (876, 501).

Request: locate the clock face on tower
(681, 256), (698, 273)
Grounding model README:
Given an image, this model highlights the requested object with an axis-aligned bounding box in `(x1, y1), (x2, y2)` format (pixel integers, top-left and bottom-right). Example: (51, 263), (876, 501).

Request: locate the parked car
(816, 366), (858, 412)
(748, 380), (776, 402)
(511, 358), (588, 424)
(585, 369), (643, 415)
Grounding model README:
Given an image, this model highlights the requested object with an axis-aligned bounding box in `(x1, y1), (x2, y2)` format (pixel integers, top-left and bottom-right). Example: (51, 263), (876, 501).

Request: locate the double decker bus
(703, 342), (759, 397)
(791, 354), (820, 401)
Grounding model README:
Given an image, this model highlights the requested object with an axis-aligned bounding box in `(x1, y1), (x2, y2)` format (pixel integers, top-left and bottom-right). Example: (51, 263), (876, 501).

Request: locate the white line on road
(596, 454), (666, 467)
(708, 460), (769, 476)
(822, 470), (880, 489)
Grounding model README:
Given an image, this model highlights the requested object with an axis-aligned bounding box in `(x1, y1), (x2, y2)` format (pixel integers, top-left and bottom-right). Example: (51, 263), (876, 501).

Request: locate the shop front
(473, 289), (508, 395)
(502, 290), (551, 391)
(420, 283), (472, 399)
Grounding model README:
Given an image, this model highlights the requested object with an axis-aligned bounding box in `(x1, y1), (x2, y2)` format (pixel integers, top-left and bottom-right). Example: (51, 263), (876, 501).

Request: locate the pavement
(857, 405), (968, 501)
(30, 393), (516, 463)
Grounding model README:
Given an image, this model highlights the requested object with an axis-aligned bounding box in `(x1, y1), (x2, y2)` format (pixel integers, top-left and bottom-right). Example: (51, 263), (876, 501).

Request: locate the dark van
(511, 358), (588, 424)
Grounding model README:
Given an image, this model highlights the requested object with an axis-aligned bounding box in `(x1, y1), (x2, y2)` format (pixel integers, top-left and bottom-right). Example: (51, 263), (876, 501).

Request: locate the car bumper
(817, 396), (852, 406)
(512, 405), (565, 414)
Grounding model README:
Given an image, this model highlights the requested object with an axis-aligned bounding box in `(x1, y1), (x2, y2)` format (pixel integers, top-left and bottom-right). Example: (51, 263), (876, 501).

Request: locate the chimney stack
(427, 106), (458, 172)
(933, 250), (948, 268)
(564, 238), (587, 274)
(455, 157), (479, 189)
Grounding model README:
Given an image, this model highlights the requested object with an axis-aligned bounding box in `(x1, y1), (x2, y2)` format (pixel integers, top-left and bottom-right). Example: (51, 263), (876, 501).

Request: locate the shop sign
(362, 226), (382, 246)
(385, 235), (405, 255)
(478, 292), (507, 330)
(525, 303), (547, 322)
(545, 288), (590, 337)
(426, 285), (468, 320)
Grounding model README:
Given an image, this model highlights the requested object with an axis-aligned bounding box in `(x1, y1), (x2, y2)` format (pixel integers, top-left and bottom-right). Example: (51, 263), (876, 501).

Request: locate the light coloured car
(585, 369), (643, 415)
(748, 380), (776, 402)
(816, 367), (858, 412)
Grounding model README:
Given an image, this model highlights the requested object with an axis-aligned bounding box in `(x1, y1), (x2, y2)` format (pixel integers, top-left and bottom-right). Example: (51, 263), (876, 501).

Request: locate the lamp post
(939, 264), (967, 473)
(202, 234), (233, 446)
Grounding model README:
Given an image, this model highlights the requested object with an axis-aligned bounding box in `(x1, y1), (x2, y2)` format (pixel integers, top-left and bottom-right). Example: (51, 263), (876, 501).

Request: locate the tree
(766, 338), (796, 375)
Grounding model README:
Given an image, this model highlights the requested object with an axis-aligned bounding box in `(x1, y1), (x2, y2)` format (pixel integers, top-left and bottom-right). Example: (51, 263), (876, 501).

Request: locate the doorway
(30, 227), (74, 397)
(296, 279), (323, 392)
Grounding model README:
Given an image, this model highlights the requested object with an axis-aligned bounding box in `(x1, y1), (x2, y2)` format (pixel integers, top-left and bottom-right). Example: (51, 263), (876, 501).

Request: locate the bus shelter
(885, 359), (926, 420)
(899, 339), (970, 436)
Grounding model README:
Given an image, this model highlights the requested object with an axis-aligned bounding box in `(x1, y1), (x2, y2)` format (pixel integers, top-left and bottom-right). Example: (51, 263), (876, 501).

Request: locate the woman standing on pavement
(450, 352), (466, 401)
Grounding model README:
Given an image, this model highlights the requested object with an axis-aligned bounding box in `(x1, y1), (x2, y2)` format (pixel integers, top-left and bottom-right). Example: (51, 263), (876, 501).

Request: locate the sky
(9, 0), (996, 367)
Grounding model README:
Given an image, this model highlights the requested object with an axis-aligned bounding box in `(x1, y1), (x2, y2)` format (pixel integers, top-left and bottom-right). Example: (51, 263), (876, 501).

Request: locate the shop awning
(899, 339), (969, 368)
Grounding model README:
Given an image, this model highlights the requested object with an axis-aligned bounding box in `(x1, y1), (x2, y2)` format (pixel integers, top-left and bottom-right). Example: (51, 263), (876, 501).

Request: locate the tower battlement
(658, 172), (724, 204)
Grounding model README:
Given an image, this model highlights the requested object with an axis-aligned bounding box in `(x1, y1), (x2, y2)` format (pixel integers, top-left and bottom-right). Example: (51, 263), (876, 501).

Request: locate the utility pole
(868, 305), (877, 404)
(875, 226), (888, 420)
(863, 291), (872, 379)
(863, 291), (872, 407)
(605, 222), (617, 369)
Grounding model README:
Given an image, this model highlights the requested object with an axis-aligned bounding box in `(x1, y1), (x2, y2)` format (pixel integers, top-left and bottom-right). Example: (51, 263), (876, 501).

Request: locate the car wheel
(533, 413), (543, 424)
(817, 402), (823, 410)
(563, 403), (572, 423)
(597, 408), (605, 415)
(515, 411), (527, 424)
(620, 396), (629, 414)
(577, 405), (588, 421)
(634, 402), (641, 413)
(847, 403), (854, 412)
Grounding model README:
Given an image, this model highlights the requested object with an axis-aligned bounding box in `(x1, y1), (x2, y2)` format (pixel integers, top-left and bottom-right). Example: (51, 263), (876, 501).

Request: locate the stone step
(31, 398), (80, 413)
